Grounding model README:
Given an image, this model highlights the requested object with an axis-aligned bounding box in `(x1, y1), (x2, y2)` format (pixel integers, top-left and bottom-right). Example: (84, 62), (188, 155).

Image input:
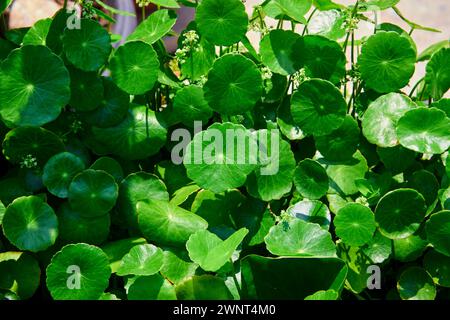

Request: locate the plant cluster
(0, 0), (449, 300)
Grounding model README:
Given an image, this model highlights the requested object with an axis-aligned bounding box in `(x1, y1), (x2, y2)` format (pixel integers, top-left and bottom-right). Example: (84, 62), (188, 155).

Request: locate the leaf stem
(408, 77), (425, 97)
(302, 8), (318, 36)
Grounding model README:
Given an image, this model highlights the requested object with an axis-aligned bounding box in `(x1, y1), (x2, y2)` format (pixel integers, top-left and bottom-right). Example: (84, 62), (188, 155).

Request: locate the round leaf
(358, 31), (416, 93)
(68, 169), (118, 217)
(128, 274), (177, 300)
(196, 0), (248, 46)
(204, 54), (262, 115)
(264, 219), (336, 257)
(68, 66), (104, 112)
(424, 249), (450, 287)
(2, 195), (58, 252)
(0, 45), (70, 127)
(287, 199), (331, 229)
(173, 85), (212, 126)
(46, 243), (111, 300)
(315, 115), (360, 161)
(117, 244), (164, 276)
(396, 107), (450, 154)
(291, 79), (346, 136)
(426, 210), (450, 257)
(294, 159), (329, 200)
(43, 152), (85, 198)
(397, 267), (436, 300)
(375, 189), (427, 239)
(334, 203), (376, 247)
(362, 93), (417, 148)
(62, 19), (111, 72)
(425, 47), (450, 100)
(137, 200), (208, 247)
(110, 41), (160, 95)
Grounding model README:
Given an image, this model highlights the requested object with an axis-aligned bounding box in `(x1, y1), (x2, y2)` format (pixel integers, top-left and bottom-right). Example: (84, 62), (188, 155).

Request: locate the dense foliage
(0, 0), (449, 300)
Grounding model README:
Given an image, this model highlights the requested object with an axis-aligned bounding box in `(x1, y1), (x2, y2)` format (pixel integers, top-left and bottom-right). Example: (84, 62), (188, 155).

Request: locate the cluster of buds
(343, 9), (360, 32)
(175, 30), (200, 65)
(292, 68), (310, 88)
(20, 154), (38, 169)
(261, 66), (273, 81)
(136, 0), (152, 7)
(355, 196), (370, 207)
(70, 120), (83, 134)
(78, 0), (95, 19)
(347, 66), (361, 83)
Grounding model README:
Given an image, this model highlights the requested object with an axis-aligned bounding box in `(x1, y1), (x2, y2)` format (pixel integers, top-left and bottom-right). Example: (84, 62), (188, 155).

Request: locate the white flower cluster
(261, 66), (273, 80)
(20, 154), (38, 169)
(136, 0), (152, 7)
(343, 9), (360, 32)
(175, 30), (200, 65)
(292, 68), (309, 88)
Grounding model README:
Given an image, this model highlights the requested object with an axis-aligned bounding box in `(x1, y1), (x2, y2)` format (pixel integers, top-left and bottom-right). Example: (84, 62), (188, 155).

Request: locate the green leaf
(362, 231), (392, 264)
(426, 210), (450, 257)
(2, 126), (65, 167)
(150, 0), (180, 8)
(62, 19), (111, 72)
(191, 189), (244, 228)
(186, 228), (248, 272)
(425, 47), (450, 100)
(362, 93), (417, 148)
(2, 196), (58, 252)
(265, 219), (336, 257)
(291, 79), (347, 136)
(418, 40), (450, 62)
(294, 35), (346, 84)
(241, 255), (347, 299)
(396, 107), (450, 154)
(424, 249), (450, 287)
(43, 152), (85, 198)
(398, 267), (436, 300)
(0, 0), (13, 14)
(128, 274), (177, 300)
(260, 29), (301, 76)
(173, 85), (213, 126)
(0, 46), (70, 127)
(101, 237), (147, 273)
(312, 0), (344, 10)
(184, 122), (258, 193)
(307, 9), (346, 40)
(196, 0), (248, 46)
(82, 78), (130, 128)
(315, 115), (360, 161)
(58, 202), (110, 245)
(22, 18), (52, 46)
(393, 232), (428, 262)
(91, 105), (167, 160)
(0, 252), (40, 299)
(90, 156), (124, 182)
(375, 188), (427, 239)
(265, 0), (312, 24)
(137, 200), (208, 247)
(277, 97), (306, 140)
(117, 244), (164, 276)
(110, 41), (160, 95)
(160, 250), (198, 284)
(246, 133), (296, 201)
(358, 31), (416, 93)
(127, 9), (177, 45)
(46, 244), (111, 300)
(68, 169), (118, 217)
(318, 151), (369, 196)
(409, 170), (439, 205)
(304, 289), (338, 300)
(176, 275), (233, 300)
(68, 66), (104, 112)
(334, 203), (376, 247)
(117, 172), (169, 231)
(294, 159), (329, 200)
(287, 199), (331, 229)
(204, 54), (262, 115)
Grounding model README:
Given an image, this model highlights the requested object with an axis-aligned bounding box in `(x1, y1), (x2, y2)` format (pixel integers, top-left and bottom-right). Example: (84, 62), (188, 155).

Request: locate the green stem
(63, 0), (68, 10)
(409, 77), (425, 97)
(142, 6), (146, 20)
(302, 8), (318, 36)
